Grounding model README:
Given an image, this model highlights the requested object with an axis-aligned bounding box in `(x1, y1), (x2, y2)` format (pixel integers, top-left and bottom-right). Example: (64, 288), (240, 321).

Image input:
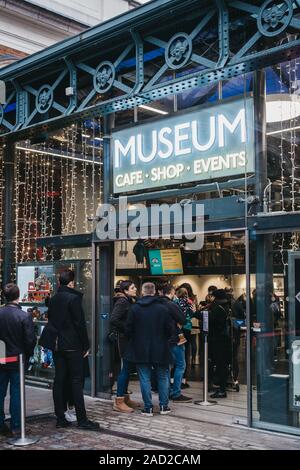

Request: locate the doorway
(110, 230), (249, 426)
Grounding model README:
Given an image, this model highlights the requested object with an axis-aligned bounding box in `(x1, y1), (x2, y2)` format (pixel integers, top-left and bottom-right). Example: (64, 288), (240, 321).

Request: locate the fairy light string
(10, 116), (104, 270)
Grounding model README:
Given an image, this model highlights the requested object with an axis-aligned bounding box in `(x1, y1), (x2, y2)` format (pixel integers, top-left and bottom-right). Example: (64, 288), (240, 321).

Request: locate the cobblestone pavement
(1, 398), (300, 450)
(0, 416), (165, 451)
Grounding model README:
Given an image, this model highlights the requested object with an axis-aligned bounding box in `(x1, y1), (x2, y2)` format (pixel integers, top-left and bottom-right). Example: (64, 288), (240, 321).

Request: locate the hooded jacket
(124, 295), (173, 366)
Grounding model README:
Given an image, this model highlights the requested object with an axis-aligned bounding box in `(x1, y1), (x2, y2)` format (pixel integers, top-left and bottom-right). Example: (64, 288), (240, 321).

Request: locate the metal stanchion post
(194, 311), (217, 406)
(8, 354), (39, 446)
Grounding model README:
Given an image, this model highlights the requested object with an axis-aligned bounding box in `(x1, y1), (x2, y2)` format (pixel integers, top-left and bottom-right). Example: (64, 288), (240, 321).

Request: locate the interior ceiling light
(138, 104), (168, 115)
(266, 93), (300, 123)
(267, 124), (300, 136)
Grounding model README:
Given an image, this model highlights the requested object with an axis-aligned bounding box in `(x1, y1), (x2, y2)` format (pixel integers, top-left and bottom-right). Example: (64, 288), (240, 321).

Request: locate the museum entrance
(111, 230), (250, 426)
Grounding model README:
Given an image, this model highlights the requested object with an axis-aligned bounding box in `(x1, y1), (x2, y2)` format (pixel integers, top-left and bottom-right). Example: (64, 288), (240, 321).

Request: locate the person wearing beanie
(209, 289), (231, 398)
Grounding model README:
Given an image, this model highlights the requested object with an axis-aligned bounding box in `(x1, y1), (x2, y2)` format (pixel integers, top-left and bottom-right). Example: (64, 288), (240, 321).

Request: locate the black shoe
(77, 419), (100, 431)
(181, 383), (190, 389)
(210, 390), (227, 399)
(160, 406), (171, 415)
(172, 394), (192, 402)
(0, 423), (13, 437)
(56, 418), (72, 428)
(141, 408), (153, 416)
(233, 381), (240, 392)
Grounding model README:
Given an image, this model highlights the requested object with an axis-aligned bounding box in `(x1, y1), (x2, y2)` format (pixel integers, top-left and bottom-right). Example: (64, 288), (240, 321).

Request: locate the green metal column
(97, 242), (114, 396)
(103, 114), (114, 204)
(254, 70), (267, 212)
(3, 141), (15, 285)
(95, 115), (115, 396)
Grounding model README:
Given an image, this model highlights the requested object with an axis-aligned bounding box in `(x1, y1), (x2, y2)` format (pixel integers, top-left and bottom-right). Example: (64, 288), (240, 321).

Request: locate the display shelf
(20, 302), (47, 307)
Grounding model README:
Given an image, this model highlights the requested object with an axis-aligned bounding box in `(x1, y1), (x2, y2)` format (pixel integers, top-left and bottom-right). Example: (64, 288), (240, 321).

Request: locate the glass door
(250, 230), (300, 434)
(93, 242), (114, 397)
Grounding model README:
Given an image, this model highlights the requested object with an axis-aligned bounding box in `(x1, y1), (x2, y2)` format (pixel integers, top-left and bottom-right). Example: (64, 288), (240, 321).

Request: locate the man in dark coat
(0, 283), (36, 436)
(209, 289), (231, 398)
(125, 282), (173, 416)
(48, 269), (98, 430)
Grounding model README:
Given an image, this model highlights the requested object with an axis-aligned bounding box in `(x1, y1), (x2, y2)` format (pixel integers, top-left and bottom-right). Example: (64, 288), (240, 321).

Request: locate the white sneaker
(64, 408), (77, 422)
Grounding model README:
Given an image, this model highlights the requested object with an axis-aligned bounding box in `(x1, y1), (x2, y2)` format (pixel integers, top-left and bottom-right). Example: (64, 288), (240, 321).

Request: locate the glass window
(20, 259), (92, 394)
(251, 230), (300, 434)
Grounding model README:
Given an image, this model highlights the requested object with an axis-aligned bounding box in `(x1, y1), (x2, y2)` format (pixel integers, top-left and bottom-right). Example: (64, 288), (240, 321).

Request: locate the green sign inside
(112, 97), (254, 194)
(148, 249), (183, 275)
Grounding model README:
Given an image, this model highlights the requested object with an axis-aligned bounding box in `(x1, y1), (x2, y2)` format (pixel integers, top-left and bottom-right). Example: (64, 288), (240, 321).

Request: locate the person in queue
(110, 280), (138, 413)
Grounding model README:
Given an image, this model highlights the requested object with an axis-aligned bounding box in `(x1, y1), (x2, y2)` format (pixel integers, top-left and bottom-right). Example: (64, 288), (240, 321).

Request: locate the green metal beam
(1, 0), (300, 137)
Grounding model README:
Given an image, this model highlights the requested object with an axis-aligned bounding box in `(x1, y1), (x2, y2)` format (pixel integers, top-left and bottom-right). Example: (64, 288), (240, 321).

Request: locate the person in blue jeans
(110, 280), (138, 413)
(0, 371), (20, 433)
(158, 283), (192, 402)
(136, 364), (170, 415)
(0, 283), (36, 436)
(124, 282), (173, 416)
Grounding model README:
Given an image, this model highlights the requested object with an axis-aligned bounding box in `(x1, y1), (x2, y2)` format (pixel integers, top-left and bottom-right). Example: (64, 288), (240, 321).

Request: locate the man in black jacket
(0, 283), (36, 436)
(48, 270), (98, 430)
(158, 284), (192, 402)
(124, 282), (173, 416)
(209, 289), (231, 399)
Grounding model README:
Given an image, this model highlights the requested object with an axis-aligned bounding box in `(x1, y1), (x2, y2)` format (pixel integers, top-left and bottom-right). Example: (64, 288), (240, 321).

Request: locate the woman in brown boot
(110, 281), (138, 412)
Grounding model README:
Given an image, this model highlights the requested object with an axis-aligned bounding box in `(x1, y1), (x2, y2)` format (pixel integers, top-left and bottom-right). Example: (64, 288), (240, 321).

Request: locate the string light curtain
(273, 60), (300, 271)
(14, 118), (103, 266)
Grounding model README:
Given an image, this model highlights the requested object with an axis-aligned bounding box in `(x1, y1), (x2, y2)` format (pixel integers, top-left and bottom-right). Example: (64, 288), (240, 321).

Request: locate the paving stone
(2, 387), (300, 450)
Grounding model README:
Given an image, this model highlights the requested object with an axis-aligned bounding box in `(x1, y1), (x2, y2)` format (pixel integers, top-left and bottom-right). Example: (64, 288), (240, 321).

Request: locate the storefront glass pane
(266, 60), (300, 214)
(20, 257), (92, 394)
(251, 231), (300, 434)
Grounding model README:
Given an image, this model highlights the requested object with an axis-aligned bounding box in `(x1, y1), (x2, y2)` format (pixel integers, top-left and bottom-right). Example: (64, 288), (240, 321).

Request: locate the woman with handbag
(110, 280), (138, 413)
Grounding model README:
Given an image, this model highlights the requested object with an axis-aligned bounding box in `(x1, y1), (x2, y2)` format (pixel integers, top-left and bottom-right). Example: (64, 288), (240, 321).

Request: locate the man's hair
(208, 285), (217, 294)
(59, 269), (75, 286)
(142, 282), (156, 296)
(4, 283), (20, 302)
(160, 283), (175, 296)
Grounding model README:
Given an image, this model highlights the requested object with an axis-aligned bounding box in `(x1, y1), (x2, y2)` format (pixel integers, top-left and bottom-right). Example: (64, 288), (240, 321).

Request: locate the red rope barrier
(0, 356), (18, 364)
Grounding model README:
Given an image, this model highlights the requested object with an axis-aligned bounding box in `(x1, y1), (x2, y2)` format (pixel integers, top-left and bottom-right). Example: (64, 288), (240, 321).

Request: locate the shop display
(291, 340), (300, 409)
(18, 265), (54, 304)
(18, 264), (55, 381)
(17, 260), (91, 384)
(22, 274), (51, 303)
(21, 304), (55, 375)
